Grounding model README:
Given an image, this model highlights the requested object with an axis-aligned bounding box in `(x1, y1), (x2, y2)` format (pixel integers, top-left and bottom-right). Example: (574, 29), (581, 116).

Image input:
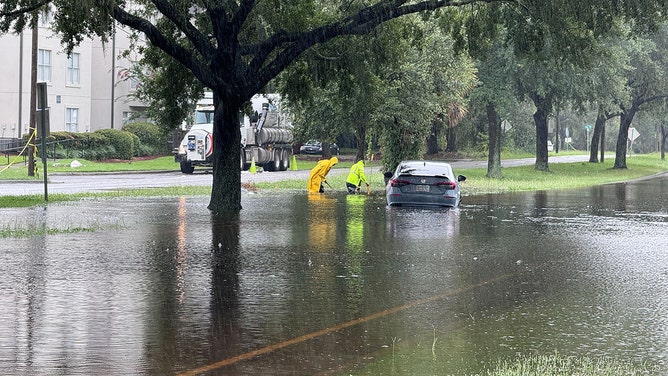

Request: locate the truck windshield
(194, 110), (214, 124)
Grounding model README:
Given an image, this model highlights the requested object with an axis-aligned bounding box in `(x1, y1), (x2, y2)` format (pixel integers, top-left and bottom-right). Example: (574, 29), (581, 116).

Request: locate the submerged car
(385, 160), (466, 207)
(299, 140), (339, 155)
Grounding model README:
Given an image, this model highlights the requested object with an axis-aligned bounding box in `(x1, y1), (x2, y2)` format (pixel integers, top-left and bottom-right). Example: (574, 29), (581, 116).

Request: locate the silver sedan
(385, 160), (466, 207)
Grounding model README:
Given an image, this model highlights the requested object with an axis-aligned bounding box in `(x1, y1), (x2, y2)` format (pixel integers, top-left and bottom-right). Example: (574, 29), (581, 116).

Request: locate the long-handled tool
(324, 180), (335, 191)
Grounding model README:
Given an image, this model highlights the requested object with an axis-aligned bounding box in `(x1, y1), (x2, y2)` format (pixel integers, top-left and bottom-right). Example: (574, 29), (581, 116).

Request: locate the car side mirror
(458, 175), (466, 182)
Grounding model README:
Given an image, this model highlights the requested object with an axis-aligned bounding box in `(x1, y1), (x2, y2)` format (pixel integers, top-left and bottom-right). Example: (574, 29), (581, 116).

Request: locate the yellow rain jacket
(345, 160), (368, 188)
(307, 157), (338, 193)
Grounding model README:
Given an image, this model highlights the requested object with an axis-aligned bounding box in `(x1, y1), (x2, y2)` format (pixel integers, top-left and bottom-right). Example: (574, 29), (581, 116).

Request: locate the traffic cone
(290, 155), (298, 171)
(250, 157), (257, 173)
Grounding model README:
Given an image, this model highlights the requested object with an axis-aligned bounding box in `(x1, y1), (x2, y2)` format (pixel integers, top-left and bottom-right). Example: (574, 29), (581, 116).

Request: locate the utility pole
(28, 13), (38, 177)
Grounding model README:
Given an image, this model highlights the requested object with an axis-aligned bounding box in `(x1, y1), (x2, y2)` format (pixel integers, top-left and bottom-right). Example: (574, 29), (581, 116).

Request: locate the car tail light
(434, 181), (457, 190)
(389, 179), (411, 187)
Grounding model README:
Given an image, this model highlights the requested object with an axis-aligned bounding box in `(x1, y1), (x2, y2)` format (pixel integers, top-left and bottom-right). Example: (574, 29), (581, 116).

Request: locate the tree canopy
(3, 0), (668, 214)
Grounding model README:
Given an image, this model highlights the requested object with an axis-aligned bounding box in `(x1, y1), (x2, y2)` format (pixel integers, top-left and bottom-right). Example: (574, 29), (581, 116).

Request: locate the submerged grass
(1, 220), (115, 238)
(344, 334), (659, 376)
(343, 338), (659, 375)
(486, 354), (657, 375)
(0, 187), (212, 209)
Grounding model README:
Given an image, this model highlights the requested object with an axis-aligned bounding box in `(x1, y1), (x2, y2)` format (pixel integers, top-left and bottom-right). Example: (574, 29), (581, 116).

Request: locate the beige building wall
(0, 20), (147, 140)
(0, 32), (30, 139)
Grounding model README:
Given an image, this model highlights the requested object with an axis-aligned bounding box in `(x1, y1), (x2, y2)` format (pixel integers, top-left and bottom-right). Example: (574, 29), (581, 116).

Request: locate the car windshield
(194, 110), (214, 125)
(397, 162), (453, 179)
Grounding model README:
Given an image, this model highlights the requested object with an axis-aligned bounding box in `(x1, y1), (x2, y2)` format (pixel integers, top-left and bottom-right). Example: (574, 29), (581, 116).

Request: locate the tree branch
(150, 0), (214, 60)
(0, 0), (50, 18)
(107, 3), (217, 88)
(246, 0), (513, 89)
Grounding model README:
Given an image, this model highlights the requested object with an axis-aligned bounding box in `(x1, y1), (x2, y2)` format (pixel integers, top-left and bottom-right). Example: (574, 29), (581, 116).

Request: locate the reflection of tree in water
(209, 214), (242, 367)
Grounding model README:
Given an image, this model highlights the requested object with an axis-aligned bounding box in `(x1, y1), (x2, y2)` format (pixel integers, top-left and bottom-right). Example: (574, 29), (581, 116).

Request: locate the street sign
(501, 119), (512, 132)
(628, 127), (640, 141)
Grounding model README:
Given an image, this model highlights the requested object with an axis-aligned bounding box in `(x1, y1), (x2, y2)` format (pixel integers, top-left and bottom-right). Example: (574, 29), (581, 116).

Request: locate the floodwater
(1, 175), (667, 375)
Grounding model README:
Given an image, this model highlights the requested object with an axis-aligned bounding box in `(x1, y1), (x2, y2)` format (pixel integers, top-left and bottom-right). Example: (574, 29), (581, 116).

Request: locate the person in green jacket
(346, 159), (369, 194)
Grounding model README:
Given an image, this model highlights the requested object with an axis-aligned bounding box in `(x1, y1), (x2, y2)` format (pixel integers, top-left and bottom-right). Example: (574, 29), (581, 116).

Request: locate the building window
(129, 76), (140, 91)
(38, 49), (51, 82)
(66, 108), (79, 132)
(67, 53), (80, 85)
(39, 12), (53, 26)
(122, 111), (132, 125)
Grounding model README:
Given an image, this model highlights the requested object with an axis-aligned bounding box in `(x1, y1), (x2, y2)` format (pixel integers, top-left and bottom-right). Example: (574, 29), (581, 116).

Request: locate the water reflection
(1, 175), (667, 375)
(209, 214), (242, 373)
(306, 193), (338, 253)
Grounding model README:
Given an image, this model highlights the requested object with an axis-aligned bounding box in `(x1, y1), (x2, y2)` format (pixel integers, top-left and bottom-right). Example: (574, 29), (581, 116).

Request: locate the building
(0, 16), (148, 142)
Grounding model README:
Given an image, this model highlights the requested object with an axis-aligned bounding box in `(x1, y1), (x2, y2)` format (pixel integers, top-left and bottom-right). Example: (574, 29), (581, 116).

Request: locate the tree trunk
(613, 105), (638, 169)
(554, 110), (560, 154)
(355, 122), (366, 161)
(600, 119), (606, 163)
(321, 142), (333, 158)
(426, 115), (442, 155)
(208, 92), (243, 215)
(531, 93), (551, 172)
(661, 125), (666, 160)
(589, 110), (605, 163)
(445, 123), (457, 152)
(486, 101), (502, 178)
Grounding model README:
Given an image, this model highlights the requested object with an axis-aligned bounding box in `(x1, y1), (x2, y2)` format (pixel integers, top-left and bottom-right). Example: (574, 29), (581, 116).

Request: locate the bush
(31, 127), (168, 160)
(94, 129), (137, 160)
(123, 122), (171, 154)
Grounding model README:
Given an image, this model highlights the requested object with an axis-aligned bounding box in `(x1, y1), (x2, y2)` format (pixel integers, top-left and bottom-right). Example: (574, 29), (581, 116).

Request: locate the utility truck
(174, 94), (293, 173)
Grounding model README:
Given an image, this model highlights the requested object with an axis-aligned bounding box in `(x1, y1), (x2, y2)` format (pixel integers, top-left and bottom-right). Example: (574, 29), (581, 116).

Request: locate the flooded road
(1, 174), (667, 375)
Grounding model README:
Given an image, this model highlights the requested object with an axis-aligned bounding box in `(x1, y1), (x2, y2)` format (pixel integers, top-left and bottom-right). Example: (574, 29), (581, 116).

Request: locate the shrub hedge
(42, 123), (172, 160)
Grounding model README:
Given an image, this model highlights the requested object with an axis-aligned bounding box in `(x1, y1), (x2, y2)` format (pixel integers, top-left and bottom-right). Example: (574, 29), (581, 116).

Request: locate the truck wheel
(280, 149), (290, 171)
(180, 161), (195, 174)
(265, 149), (280, 172)
(272, 150), (281, 171)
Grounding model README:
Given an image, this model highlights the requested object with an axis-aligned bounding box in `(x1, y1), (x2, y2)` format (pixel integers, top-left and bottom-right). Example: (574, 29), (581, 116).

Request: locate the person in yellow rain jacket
(307, 157), (338, 193)
(345, 159), (369, 194)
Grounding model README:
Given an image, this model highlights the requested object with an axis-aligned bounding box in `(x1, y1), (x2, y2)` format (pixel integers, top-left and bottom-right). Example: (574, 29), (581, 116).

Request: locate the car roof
(395, 160), (454, 177)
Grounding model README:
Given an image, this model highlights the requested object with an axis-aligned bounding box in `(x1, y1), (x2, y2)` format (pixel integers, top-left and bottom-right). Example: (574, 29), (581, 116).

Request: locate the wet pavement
(1, 171), (667, 375)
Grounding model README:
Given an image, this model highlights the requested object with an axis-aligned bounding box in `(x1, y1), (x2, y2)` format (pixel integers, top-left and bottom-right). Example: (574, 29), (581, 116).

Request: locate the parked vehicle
(385, 160), (466, 207)
(299, 140), (339, 155)
(174, 93), (293, 173)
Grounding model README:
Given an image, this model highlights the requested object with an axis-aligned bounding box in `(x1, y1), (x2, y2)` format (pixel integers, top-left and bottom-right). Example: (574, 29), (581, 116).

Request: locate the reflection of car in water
(299, 140), (339, 155)
(385, 160), (466, 207)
